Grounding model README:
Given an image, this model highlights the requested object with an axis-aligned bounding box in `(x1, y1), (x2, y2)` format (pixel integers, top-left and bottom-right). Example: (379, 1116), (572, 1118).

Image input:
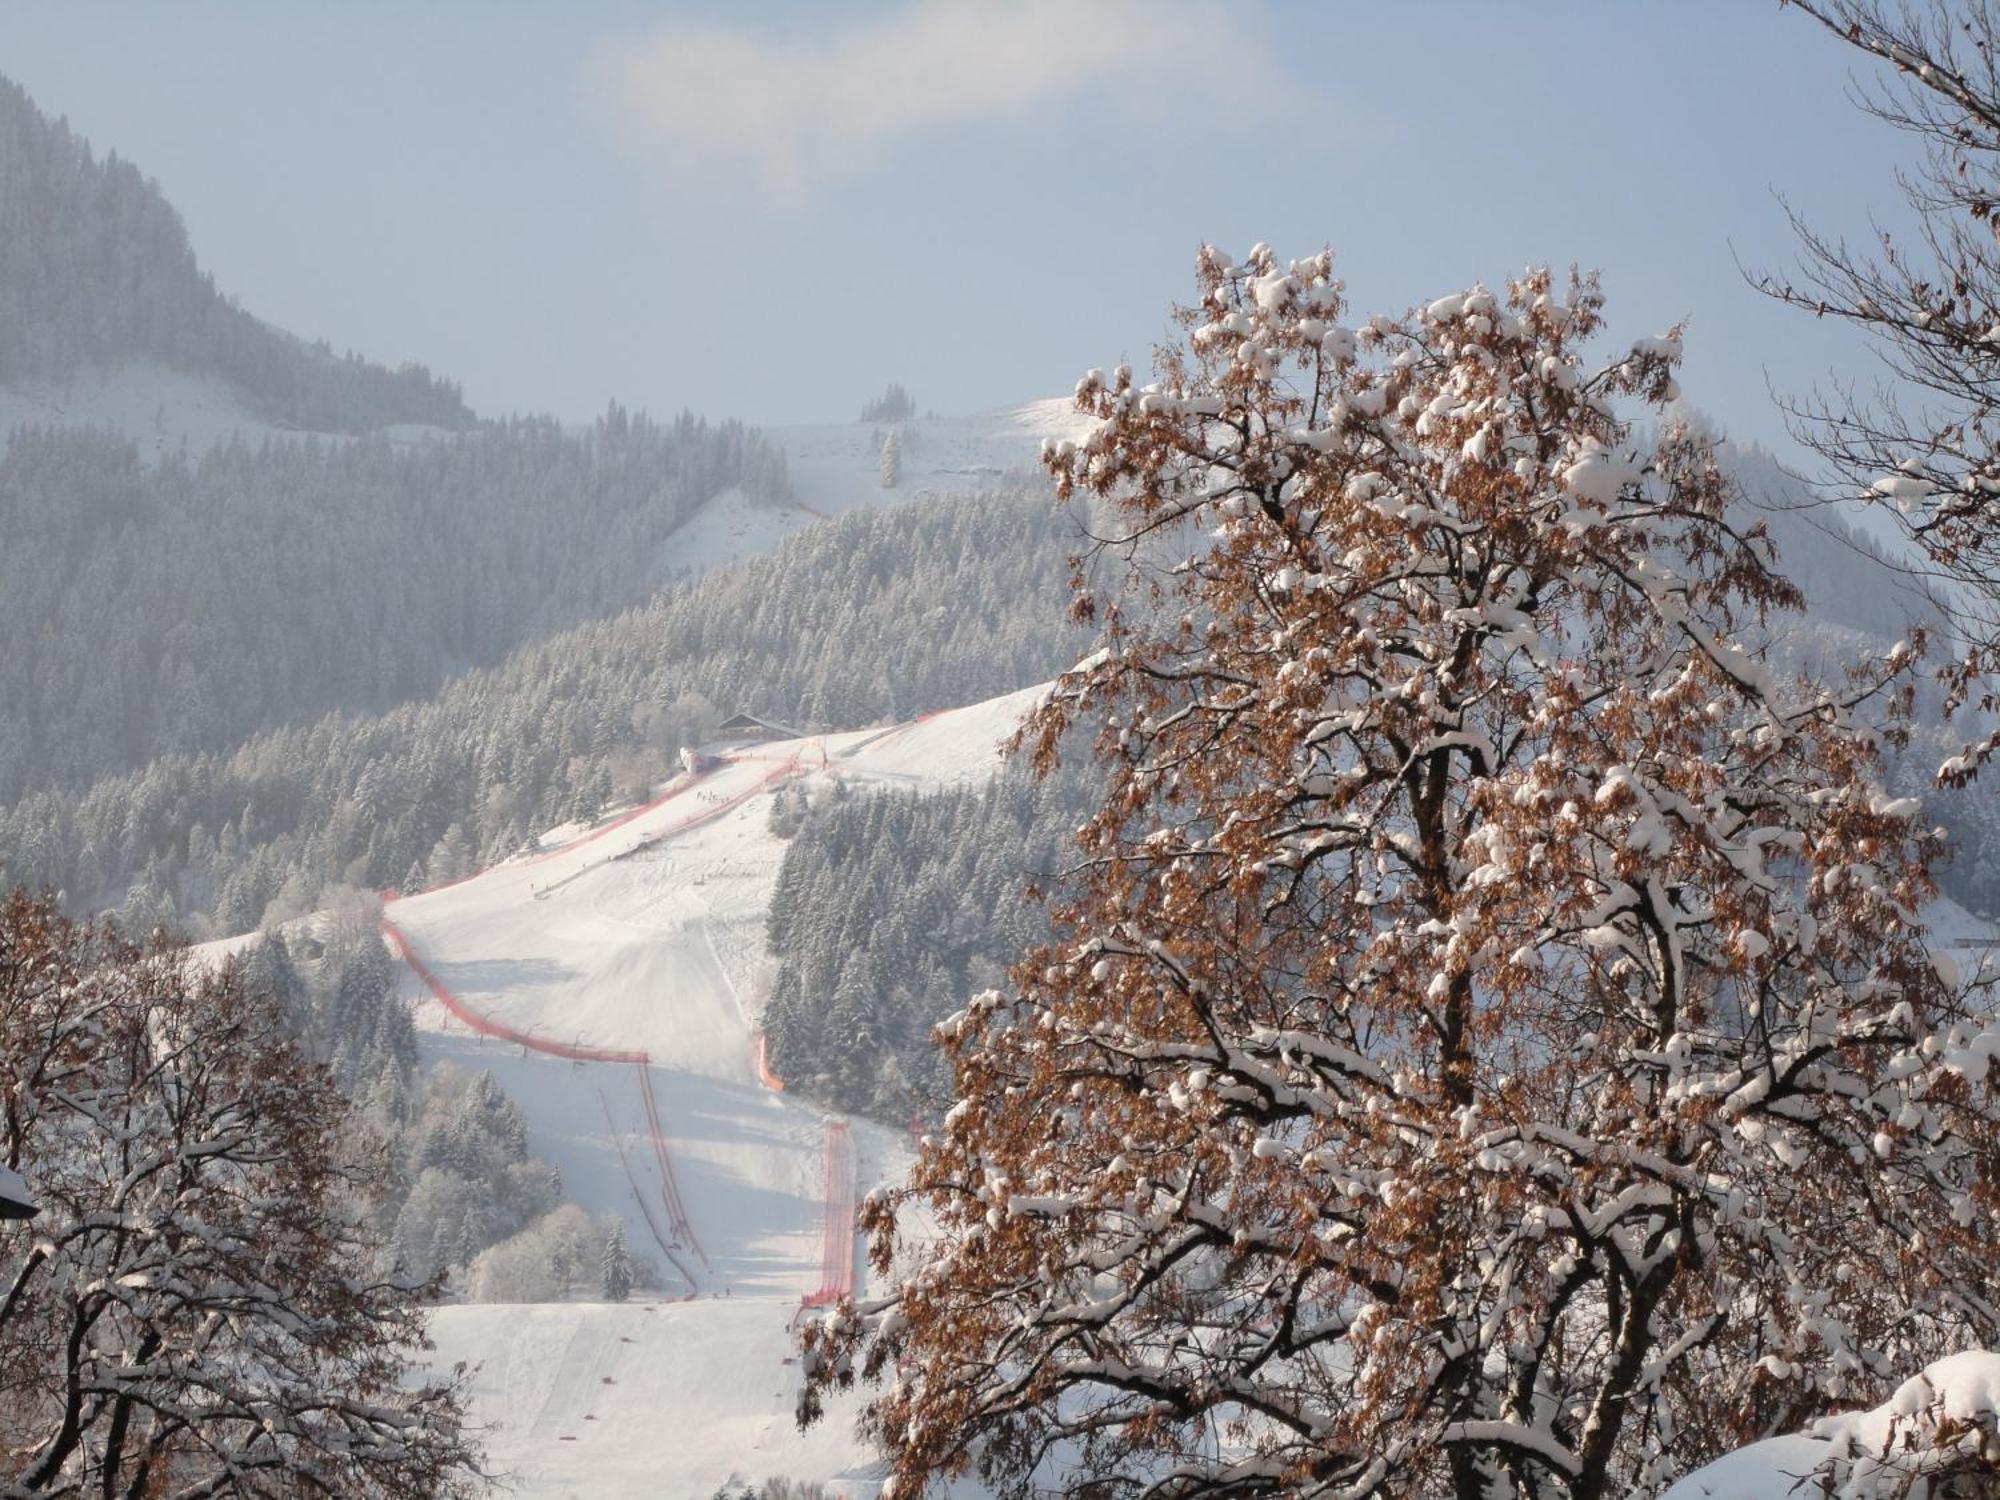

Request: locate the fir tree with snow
(860, 383), (915, 423)
(880, 426), (900, 489)
(602, 1221), (634, 1302)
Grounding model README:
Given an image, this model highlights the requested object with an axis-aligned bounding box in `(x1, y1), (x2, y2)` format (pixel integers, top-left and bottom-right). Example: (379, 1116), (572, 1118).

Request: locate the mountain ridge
(0, 72), (471, 435)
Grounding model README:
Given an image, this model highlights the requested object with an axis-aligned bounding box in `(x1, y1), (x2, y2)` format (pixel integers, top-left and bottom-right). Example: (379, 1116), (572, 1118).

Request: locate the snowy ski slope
(392, 684), (1048, 1497)
(655, 398), (1103, 578)
(196, 662), (1996, 1496)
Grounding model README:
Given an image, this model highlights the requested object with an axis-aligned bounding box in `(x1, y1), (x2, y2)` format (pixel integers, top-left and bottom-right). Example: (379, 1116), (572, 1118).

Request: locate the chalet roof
(714, 711), (803, 741)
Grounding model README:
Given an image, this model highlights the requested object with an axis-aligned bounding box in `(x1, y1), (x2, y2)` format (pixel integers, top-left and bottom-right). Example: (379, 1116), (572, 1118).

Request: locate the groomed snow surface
(771, 398), (1098, 517)
(390, 685), (1047, 1498)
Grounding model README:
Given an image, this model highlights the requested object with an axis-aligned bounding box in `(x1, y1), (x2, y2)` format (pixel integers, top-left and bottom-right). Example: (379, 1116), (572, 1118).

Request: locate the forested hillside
(0, 489), (1088, 933)
(760, 706), (1998, 1129)
(234, 909), (632, 1299)
(761, 760), (1096, 1121)
(0, 74), (469, 431)
(0, 410), (790, 801)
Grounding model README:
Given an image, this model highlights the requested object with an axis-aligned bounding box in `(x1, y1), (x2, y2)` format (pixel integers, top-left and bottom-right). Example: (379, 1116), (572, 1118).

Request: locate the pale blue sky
(0, 1), (1912, 449)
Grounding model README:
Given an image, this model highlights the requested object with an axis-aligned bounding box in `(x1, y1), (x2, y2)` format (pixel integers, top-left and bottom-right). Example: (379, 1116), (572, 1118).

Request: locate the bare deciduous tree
(1770, 0), (2000, 782)
(801, 247), (2000, 1500)
(0, 890), (482, 1497)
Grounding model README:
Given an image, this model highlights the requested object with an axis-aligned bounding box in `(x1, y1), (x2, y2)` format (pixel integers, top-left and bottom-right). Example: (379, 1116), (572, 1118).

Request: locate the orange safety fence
(802, 1119), (856, 1308)
(754, 1032), (785, 1092)
(379, 745), (840, 1301)
(637, 1063), (708, 1270)
(383, 917), (711, 1278)
(525, 756), (808, 903)
(616, 757), (803, 861)
(383, 760), (723, 906)
(598, 1088), (700, 1293)
(380, 917), (650, 1065)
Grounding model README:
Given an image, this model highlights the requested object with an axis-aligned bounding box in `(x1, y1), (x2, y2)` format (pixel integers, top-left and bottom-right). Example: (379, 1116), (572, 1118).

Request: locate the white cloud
(588, 0), (1299, 195)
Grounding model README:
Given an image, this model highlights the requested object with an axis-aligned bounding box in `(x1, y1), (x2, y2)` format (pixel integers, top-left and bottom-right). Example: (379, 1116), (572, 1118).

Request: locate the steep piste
(376, 696), (1034, 1307)
(381, 743), (820, 1296)
(373, 685), (1049, 1495)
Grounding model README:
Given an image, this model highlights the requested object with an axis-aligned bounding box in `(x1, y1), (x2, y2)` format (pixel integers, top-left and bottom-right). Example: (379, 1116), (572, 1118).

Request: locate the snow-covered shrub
(465, 1205), (624, 1303)
(394, 1066), (561, 1279)
(0, 890), (481, 1495)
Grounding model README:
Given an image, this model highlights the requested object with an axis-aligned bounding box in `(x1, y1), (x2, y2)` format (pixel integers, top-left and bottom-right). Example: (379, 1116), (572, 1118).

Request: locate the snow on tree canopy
(799, 244), (2000, 1500)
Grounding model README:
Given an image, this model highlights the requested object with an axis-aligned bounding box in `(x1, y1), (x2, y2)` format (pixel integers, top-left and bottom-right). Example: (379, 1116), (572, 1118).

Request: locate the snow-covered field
(426, 1299), (870, 1500)
(654, 397), (1098, 582)
(649, 397), (1099, 583)
(0, 362), (301, 459)
(773, 397), (1098, 521)
(386, 685), (1046, 1497)
(0, 360), (462, 461)
(657, 485), (823, 579)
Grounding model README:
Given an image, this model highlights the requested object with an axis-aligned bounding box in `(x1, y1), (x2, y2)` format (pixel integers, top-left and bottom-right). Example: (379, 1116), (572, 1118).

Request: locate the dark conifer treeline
(0, 490), (1088, 934)
(0, 409), (789, 801)
(761, 759), (1096, 1121)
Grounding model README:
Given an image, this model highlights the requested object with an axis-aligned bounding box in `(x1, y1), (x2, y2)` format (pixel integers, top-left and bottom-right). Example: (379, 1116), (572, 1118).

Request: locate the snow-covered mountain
(0, 362), (331, 459)
(0, 72), (470, 439)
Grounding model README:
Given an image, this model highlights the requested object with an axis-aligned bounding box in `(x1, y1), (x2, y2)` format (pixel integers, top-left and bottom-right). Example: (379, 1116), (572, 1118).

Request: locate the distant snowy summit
(660, 397), (1099, 579)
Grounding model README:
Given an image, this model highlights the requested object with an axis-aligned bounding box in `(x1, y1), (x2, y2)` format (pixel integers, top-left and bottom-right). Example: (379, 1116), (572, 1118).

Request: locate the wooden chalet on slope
(712, 711), (804, 746)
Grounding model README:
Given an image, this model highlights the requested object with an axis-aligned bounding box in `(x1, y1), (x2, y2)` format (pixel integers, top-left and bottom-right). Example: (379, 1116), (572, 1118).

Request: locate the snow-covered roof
(713, 712), (804, 741)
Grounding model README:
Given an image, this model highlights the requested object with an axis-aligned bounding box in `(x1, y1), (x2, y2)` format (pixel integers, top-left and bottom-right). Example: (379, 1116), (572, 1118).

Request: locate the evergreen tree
(601, 1222), (634, 1302)
(879, 427), (900, 489)
(0, 74), (472, 432)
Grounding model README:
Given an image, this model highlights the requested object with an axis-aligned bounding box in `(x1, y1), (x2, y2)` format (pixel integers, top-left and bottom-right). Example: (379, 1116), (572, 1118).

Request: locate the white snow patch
(1665, 1351), (2000, 1499)
(0, 360), (454, 462)
(771, 399), (1088, 519)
